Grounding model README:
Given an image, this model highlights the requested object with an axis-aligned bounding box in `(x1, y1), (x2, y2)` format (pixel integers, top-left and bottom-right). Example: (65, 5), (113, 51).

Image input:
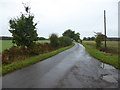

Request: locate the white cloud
(0, 0), (119, 38)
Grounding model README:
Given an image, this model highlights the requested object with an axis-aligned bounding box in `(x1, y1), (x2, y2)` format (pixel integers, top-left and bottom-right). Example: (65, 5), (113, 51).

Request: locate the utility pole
(104, 10), (107, 48)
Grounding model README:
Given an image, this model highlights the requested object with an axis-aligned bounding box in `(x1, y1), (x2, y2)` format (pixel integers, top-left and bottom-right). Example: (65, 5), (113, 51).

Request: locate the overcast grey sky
(0, 0), (119, 39)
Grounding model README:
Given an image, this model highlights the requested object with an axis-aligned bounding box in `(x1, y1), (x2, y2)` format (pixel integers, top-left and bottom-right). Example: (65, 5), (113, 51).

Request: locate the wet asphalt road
(2, 43), (118, 88)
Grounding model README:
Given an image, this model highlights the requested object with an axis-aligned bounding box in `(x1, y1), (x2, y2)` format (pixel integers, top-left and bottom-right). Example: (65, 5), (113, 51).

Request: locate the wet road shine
(3, 43), (118, 88)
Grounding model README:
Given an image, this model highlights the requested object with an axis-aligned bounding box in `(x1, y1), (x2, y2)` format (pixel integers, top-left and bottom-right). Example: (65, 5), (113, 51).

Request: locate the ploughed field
(0, 40), (50, 52)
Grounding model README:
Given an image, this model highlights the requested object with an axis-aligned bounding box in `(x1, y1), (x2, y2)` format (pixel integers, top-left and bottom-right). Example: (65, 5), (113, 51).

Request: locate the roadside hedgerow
(2, 43), (52, 64)
(49, 33), (59, 48)
(59, 36), (72, 47)
(2, 46), (28, 64)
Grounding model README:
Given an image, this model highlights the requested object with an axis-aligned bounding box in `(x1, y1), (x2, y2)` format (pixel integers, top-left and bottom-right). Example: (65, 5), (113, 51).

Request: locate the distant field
(36, 40), (50, 43)
(102, 41), (119, 54)
(0, 40), (50, 52)
(83, 41), (119, 54)
(0, 40), (13, 52)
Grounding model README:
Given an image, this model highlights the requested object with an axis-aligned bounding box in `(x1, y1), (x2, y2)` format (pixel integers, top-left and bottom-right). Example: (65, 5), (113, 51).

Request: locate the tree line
(83, 37), (95, 41)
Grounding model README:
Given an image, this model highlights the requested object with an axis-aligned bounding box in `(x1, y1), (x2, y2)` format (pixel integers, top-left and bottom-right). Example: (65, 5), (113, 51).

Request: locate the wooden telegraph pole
(102, 10), (107, 69)
(104, 10), (107, 48)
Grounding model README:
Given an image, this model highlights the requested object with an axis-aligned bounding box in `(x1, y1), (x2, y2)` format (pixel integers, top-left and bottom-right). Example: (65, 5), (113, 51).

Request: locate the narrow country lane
(2, 43), (118, 88)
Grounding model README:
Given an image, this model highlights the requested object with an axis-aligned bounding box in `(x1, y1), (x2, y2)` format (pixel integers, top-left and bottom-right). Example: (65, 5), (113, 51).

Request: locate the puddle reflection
(101, 63), (115, 70)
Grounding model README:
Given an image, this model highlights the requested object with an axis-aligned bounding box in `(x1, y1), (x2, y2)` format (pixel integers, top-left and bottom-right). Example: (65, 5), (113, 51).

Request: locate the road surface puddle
(100, 63), (118, 83)
(101, 63), (116, 70)
(102, 75), (118, 83)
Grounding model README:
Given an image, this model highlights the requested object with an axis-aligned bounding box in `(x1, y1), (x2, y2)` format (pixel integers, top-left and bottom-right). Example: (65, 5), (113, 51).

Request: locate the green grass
(0, 40), (50, 52)
(0, 40), (13, 52)
(36, 40), (50, 43)
(82, 41), (119, 69)
(1, 43), (74, 76)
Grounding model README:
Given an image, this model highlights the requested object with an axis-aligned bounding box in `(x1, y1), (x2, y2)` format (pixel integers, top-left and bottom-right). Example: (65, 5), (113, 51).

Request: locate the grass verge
(2, 43), (74, 76)
(82, 43), (119, 69)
